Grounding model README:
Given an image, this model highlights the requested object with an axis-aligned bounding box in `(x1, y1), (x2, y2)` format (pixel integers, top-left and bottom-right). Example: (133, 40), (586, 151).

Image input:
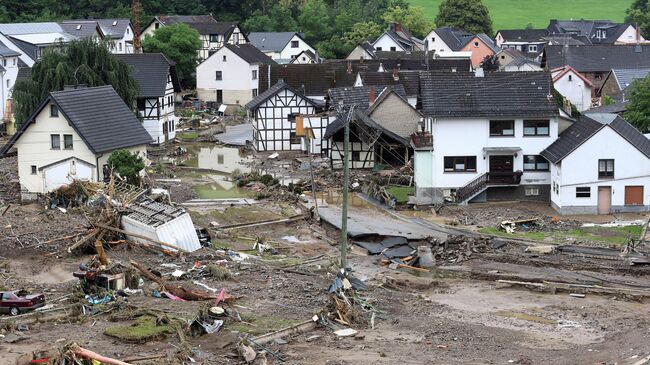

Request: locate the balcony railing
(456, 171), (522, 203)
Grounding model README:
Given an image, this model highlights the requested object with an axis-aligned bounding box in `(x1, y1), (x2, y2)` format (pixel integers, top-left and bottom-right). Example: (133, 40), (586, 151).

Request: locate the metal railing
(456, 171), (523, 203)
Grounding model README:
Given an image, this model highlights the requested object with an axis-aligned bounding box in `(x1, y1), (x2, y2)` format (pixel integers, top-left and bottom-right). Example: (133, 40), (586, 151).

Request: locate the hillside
(408, 0), (633, 31)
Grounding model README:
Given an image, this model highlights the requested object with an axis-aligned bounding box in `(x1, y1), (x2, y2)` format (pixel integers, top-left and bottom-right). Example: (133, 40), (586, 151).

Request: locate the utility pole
(340, 106), (354, 269)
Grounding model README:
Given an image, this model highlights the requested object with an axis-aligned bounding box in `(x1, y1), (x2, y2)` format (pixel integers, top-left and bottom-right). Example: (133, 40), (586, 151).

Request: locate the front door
(216, 90), (223, 104)
(489, 155), (514, 183)
(598, 186), (612, 215)
(162, 121), (168, 143)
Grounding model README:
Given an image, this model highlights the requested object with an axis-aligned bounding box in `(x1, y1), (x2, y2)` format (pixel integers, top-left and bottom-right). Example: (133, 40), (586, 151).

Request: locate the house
(245, 80), (323, 152)
(413, 71), (561, 205)
(59, 21), (104, 40)
(542, 44), (650, 90)
(494, 28), (548, 61)
(346, 41), (376, 60)
(60, 19), (135, 54)
(354, 69), (421, 106)
(196, 44), (275, 106)
(0, 85), (151, 200)
(599, 68), (650, 102)
(424, 27), (473, 53)
(0, 41), (21, 134)
(541, 113), (650, 214)
(142, 15), (247, 60)
(248, 32), (315, 63)
(551, 65), (595, 112)
(290, 49), (320, 64)
(116, 53), (181, 145)
(372, 23), (424, 52)
(0, 23), (76, 66)
(495, 48), (542, 72)
(460, 33), (501, 68)
(547, 19), (646, 45)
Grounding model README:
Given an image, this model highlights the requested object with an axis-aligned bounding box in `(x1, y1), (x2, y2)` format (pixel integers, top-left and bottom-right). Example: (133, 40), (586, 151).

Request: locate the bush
(259, 174), (275, 185)
(107, 150), (146, 185)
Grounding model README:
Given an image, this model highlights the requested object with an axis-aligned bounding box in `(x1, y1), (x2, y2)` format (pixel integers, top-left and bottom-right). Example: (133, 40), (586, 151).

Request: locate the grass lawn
(408, 0), (633, 30)
(176, 131), (199, 140)
(386, 186), (415, 204)
(479, 224), (643, 245)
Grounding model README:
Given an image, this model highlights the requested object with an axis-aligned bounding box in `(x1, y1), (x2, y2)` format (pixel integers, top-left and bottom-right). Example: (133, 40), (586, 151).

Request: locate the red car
(0, 290), (45, 316)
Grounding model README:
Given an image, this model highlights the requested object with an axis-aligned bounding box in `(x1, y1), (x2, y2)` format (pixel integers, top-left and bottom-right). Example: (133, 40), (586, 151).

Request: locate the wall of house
(599, 75), (624, 101)
(582, 72), (607, 92)
(346, 46), (372, 60)
(43, 158), (94, 192)
(197, 47), (259, 105)
(278, 35), (315, 61)
(553, 71), (593, 112)
(425, 30), (453, 53)
(369, 93), (421, 138)
(503, 63), (542, 72)
(301, 114), (333, 155)
(0, 34), (34, 66)
(141, 21), (160, 39)
(551, 126), (650, 214)
(425, 117), (558, 189)
(109, 26), (134, 54)
(461, 38), (495, 67)
(330, 140), (375, 169)
(373, 34), (404, 52)
(1, 55), (19, 122)
(615, 25), (646, 44)
(141, 77), (176, 145)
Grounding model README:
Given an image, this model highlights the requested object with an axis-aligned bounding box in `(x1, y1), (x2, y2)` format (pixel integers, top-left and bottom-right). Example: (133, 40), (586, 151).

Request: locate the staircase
(455, 171), (523, 204)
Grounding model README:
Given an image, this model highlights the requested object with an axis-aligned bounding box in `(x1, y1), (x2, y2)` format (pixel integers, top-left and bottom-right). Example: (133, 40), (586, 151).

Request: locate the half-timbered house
(245, 80), (323, 152)
(116, 53), (181, 145)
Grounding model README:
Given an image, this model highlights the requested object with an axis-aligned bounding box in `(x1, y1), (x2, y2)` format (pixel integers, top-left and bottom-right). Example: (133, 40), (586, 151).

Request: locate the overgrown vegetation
(625, 74), (650, 132)
(104, 316), (172, 343)
(386, 186), (415, 204)
(107, 149), (146, 185)
(479, 225), (643, 245)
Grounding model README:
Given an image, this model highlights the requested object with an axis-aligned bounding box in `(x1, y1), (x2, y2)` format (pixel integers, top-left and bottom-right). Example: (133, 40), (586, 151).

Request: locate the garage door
(625, 186), (644, 205)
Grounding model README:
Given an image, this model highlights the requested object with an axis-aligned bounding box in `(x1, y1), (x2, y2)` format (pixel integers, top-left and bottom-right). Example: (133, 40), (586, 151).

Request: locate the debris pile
(323, 269), (373, 330)
(0, 155), (20, 204)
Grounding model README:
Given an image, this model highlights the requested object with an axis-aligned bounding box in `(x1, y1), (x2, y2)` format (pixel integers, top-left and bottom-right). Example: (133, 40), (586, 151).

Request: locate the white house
(551, 65), (594, 112)
(116, 53), (181, 145)
(547, 20), (647, 45)
(541, 113), (650, 215)
(0, 86), (151, 200)
(142, 16), (247, 60)
(0, 23), (76, 67)
(346, 41), (375, 60)
(373, 23), (424, 52)
(245, 81), (322, 152)
(248, 32), (315, 63)
(290, 50), (320, 64)
(60, 19), (134, 54)
(424, 27), (473, 53)
(196, 44), (275, 106)
(413, 71), (563, 205)
(0, 41), (20, 133)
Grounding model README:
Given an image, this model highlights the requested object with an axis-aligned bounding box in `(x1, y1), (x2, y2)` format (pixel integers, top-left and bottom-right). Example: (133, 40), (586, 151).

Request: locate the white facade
(346, 45), (374, 60)
(550, 126), (650, 214)
(552, 68), (594, 112)
(264, 34), (315, 62)
(198, 26), (246, 61)
(373, 33), (407, 52)
(196, 46), (259, 105)
(424, 29), (454, 53)
(107, 24), (134, 54)
(138, 76), (177, 145)
(614, 25), (647, 44)
(300, 114), (333, 155)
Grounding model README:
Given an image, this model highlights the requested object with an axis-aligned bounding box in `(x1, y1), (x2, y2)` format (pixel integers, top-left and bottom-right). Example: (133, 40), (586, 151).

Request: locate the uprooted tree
(107, 150), (146, 186)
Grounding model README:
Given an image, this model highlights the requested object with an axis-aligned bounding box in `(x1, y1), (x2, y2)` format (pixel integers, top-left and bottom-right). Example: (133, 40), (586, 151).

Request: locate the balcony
(410, 132), (433, 150)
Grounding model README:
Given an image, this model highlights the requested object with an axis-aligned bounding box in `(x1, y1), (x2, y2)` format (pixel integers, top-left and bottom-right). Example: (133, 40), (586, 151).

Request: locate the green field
(408, 0), (633, 31)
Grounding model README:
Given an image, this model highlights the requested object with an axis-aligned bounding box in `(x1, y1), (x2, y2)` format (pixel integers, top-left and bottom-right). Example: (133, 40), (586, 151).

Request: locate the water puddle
(180, 143), (253, 173)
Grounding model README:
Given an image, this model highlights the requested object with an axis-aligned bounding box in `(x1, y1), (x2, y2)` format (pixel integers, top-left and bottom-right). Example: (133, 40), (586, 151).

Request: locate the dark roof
(15, 66), (31, 82)
(358, 70), (420, 96)
(380, 23), (423, 51)
(7, 36), (37, 61)
(542, 45), (650, 72)
(323, 108), (409, 145)
(360, 41), (375, 55)
(95, 19), (131, 39)
(0, 40), (20, 57)
(373, 52), (472, 71)
(541, 113), (650, 163)
(497, 29), (549, 42)
(547, 20), (634, 45)
(587, 100), (628, 114)
(224, 44), (275, 65)
(419, 71), (558, 118)
(431, 27), (473, 51)
(544, 34), (591, 46)
(60, 21), (102, 39)
(248, 32), (307, 52)
(328, 85), (406, 110)
(115, 53), (181, 97)
(245, 80), (319, 111)
(1, 86), (151, 155)
(610, 68), (650, 90)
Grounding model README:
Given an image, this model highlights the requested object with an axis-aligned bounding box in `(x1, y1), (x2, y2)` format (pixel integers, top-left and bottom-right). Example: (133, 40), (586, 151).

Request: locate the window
(13, 58), (16, 66)
(252, 88), (258, 97)
(210, 34), (219, 42)
(376, 47), (382, 51)
(287, 113), (298, 123)
(291, 55), (297, 59)
(118, 42), (122, 52)
(137, 98), (145, 110)
(233, 33), (239, 43)
(215, 71), (222, 80)
(155, 23), (159, 29)
(126, 28), (130, 34)
(390, 46), (396, 51)
(50, 105), (59, 117)
(528, 45), (537, 52)
(351, 151), (360, 161)
(595, 72), (603, 80)
(431, 37), (436, 42)
(252, 70), (258, 80)
(523, 120), (549, 136)
(523, 155), (549, 171)
(290, 131), (300, 144)
(31, 165), (37, 175)
(489, 120), (514, 136)
(291, 40), (299, 48)
(444, 156), (477, 172)
(63, 134), (73, 149)
(598, 159), (614, 178)
(50, 134), (60, 149)
(576, 187), (591, 198)
(217, 154), (224, 164)
(222, 55), (227, 62)
(5, 79), (8, 89)
(1, 59), (5, 66)
(525, 187), (540, 196)
(474, 41), (479, 47)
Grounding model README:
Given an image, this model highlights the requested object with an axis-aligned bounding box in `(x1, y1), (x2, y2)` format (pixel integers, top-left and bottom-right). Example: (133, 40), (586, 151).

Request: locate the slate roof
(224, 44), (275, 65)
(0, 22), (65, 35)
(611, 68), (650, 90)
(15, 66), (31, 82)
(542, 45), (650, 72)
(419, 71), (558, 118)
(373, 52), (472, 71)
(245, 80), (319, 111)
(115, 53), (180, 97)
(323, 108), (409, 145)
(474, 33), (501, 53)
(544, 34), (591, 46)
(1, 86), (151, 155)
(60, 21), (102, 39)
(95, 19), (131, 39)
(587, 100), (628, 114)
(0, 40), (20, 57)
(431, 27), (473, 51)
(248, 32), (306, 52)
(8, 37), (38, 61)
(541, 113), (650, 163)
(547, 20), (634, 45)
(358, 70), (420, 96)
(379, 23), (424, 51)
(497, 29), (549, 42)
(328, 85), (406, 110)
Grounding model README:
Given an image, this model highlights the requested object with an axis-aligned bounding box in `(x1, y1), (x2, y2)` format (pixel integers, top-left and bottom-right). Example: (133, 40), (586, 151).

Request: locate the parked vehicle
(0, 290), (45, 315)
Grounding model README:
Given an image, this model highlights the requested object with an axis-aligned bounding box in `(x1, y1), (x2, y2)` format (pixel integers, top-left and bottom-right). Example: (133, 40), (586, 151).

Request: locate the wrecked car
(0, 290), (46, 316)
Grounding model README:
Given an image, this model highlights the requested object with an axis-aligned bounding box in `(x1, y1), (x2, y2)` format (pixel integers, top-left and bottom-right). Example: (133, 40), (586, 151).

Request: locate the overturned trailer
(121, 199), (201, 252)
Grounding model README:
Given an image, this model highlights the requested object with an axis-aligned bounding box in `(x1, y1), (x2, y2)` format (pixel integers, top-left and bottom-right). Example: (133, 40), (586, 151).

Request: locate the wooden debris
(251, 319), (317, 345)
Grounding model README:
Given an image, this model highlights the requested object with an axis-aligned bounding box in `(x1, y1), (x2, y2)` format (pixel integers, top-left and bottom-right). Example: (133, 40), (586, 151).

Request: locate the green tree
(298, 0), (333, 42)
(243, 4), (298, 32)
(626, 0), (650, 39)
(381, 6), (432, 38)
(343, 21), (383, 49)
(625, 75), (650, 132)
(107, 149), (146, 186)
(12, 38), (138, 127)
(142, 23), (201, 87)
(435, 0), (493, 36)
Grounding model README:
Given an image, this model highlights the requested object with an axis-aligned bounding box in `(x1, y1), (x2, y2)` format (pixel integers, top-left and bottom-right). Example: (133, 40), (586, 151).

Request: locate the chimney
(347, 60), (352, 74)
(392, 68), (399, 81)
(369, 87), (377, 104)
(393, 23), (402, 33)
(474, 68), (484, 77)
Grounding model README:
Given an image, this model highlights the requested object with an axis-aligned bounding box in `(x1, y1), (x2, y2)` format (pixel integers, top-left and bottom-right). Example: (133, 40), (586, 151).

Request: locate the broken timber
(496, 279), (650, 299)
(251, 319), (317, 345)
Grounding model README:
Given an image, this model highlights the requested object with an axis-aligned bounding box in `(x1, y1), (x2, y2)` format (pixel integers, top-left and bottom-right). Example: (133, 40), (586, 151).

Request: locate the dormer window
(112, 21), (118, 26)
(76, 25), (82, 30)
(528, 45), (537, 52)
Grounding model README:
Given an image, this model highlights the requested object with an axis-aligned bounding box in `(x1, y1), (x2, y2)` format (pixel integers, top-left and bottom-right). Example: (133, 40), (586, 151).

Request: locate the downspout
(96, 154), (103, 182)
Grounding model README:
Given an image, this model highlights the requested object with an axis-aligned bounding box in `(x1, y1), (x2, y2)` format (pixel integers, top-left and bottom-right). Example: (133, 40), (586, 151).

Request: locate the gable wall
(461, 37), (496, 67)
(279, 35), (315, 60)
(196, 47), (259, 105)
(373, 33), (405, 52)
(552, 71), (593, 111)
(369, 93), (420, 138)
(425, 30), (453, 52)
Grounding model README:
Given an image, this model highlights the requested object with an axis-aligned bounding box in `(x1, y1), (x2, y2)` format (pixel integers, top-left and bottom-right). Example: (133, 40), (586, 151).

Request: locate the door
(489, 155), (514, 183)
(216, 90), (223, 104)
(162, 121), (169, 143)
(598, 186), (612, 214)
(625, 186), (644, 206)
